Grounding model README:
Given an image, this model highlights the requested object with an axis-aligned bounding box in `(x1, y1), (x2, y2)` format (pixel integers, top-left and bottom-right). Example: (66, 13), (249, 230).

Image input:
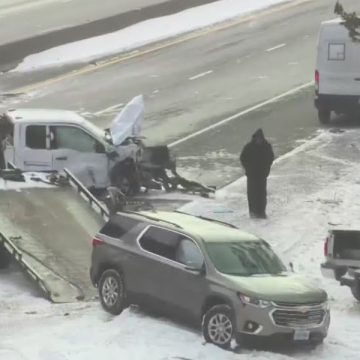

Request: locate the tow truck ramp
(0, 169), (108, 303)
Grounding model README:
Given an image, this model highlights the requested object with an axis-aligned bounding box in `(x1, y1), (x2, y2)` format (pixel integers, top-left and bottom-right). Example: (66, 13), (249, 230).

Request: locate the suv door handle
(354, 78), (360, 81)
(56, 156), (67, 160)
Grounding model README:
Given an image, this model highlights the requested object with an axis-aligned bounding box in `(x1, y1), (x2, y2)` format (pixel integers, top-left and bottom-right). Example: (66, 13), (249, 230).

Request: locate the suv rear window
(100, 216), (138, 238)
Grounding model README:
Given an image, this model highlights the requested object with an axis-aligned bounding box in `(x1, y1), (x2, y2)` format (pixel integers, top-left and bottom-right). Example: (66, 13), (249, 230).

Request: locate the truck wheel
(0, 243), (11, 269)
(351, 284), (360, 301)
(318, 107), (331, 124)
(202, 305), (235, 349)
(99, 269), (127, 315)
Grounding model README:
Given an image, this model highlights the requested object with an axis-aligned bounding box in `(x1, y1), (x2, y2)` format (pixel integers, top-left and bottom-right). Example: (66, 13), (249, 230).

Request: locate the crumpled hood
(224, 273), (327, 303)
(110, 95), (144, 146)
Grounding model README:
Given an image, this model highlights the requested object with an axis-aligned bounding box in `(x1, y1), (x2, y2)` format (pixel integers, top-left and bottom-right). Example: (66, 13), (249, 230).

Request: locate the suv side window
(26, 125), (47, 149)
(175, 238), (204, 268)
(50, 126), (104, 153)
(101, 216), (139, 238)
(139, 227), (182, 262)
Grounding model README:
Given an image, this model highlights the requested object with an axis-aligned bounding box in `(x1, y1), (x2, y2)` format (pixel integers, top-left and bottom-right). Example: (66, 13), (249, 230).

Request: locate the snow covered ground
(14, 0), (293, 72)
(2, 128), (360, 359)
(0, 172), (54, 190)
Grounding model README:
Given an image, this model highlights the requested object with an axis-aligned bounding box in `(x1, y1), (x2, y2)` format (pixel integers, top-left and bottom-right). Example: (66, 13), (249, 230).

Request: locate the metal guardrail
(63, 168), (110, 221)
(0, 232), (51, 300)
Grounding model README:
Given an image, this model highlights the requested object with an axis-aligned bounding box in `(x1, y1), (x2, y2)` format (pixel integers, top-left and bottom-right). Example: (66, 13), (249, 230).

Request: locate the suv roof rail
(175, 210), (238, 229)
(119, 210), (183, 229)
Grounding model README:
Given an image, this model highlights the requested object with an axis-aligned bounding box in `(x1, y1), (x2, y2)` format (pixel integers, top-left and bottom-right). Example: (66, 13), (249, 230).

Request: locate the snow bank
(14, 0), (290, 72)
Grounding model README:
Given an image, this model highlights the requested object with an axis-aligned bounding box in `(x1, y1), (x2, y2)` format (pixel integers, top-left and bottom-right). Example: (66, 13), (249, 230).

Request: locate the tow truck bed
(0, 185), (105, 302)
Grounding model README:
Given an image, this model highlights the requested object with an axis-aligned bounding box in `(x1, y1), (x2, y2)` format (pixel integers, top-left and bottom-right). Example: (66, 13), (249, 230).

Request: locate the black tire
(351, 283), (360, 301)
(202, 304), (235, 349)
(98, 269), (127, 315)
(318, 107), (331, 124)
(0, 243), (11, 269)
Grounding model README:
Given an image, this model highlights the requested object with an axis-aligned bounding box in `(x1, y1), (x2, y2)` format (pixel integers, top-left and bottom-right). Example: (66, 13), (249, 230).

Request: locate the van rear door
(318, 22), (360, 96)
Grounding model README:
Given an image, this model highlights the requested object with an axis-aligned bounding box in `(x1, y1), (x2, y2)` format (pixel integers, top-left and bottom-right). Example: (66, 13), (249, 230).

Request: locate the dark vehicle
(90, 211), (330, 349)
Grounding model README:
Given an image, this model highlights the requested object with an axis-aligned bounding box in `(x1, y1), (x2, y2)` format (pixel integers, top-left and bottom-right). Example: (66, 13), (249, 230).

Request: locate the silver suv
(90, 211), (330, 349)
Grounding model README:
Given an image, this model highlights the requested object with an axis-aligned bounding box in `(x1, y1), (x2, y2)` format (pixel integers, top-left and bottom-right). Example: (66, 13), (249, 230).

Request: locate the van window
(328, 43), (345, 61)
(26, 125), (46, 149)
(51, 126), (104, 153)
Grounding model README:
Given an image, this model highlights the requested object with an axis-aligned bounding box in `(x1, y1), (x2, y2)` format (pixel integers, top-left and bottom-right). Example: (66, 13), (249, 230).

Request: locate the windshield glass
(81, 118), (115, 150)
(83, 120), (106, 140)
(206, 241), (286, 276)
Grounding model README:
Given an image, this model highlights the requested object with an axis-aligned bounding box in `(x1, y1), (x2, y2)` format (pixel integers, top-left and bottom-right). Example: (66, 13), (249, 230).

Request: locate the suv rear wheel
(202, 305), (235, 349)
(99, 269), (126, 315)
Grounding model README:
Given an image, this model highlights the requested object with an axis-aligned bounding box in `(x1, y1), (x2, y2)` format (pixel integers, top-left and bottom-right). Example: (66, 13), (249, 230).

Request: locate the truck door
(21, 124), (53, 171)
(50, 125), (109, 188)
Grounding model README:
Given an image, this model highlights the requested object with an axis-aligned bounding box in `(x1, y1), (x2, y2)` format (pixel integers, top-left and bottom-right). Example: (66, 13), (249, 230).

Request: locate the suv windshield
(206, 240), (286, 276)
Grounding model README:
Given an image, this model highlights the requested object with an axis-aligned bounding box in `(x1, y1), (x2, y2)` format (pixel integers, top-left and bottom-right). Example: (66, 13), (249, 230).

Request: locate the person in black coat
(240, 129), (274, 219)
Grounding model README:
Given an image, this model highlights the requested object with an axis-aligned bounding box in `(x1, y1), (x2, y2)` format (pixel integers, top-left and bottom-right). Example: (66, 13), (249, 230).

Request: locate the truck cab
(0, 96), (144, 189)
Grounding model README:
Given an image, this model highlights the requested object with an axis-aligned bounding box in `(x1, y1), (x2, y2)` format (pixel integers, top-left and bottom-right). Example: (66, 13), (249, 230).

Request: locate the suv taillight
(324, 236), (329, 257)
(92, 237), (104, 247)
(315, 70), (319, 91)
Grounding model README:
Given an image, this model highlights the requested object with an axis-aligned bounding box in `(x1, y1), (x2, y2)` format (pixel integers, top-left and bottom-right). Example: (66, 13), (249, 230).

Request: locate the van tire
(318, 107), (331, 124)
(98, 269), (127, 315)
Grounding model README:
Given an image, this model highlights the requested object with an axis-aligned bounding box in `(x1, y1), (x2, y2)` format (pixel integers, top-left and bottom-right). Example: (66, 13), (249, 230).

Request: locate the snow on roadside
(3, 129), (360, 359)
(14, 0), (291, 72)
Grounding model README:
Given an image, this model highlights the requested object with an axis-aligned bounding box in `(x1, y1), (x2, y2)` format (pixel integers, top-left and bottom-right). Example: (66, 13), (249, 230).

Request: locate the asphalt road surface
(0, 0), (219, 71)
(1, 0), (360, 188)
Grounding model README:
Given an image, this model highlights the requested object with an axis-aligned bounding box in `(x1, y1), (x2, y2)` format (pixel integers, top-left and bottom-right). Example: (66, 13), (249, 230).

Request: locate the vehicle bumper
(315, 93), (360, 113)
(234, 302), (330, 342)
(320, 262), (337, 280)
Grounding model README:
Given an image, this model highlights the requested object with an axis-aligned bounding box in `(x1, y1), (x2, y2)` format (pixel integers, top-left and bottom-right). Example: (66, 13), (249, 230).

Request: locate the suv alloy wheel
(99, 269), (126, 315)
(202, 304), (235, 349)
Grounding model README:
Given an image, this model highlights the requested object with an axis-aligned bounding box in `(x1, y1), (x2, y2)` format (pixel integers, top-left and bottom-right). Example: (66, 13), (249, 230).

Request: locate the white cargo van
(315, 18), (360, 123)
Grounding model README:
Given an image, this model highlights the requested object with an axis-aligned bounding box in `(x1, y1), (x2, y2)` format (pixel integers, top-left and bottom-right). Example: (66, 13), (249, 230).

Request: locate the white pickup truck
(0, 96), (144, 190)
(321, 229), (360, 301)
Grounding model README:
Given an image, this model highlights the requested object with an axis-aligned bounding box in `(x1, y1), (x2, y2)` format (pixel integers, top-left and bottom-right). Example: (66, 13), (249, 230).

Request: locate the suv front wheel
(99, 269), (127, 315)
(202, 305), (235, 349)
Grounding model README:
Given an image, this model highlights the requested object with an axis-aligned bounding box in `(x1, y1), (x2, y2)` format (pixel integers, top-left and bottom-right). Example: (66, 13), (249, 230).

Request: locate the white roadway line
(169, 81), (314, 148)
(94, 102), (124, 116)
(189, 70), (213, 81)
(0, 0), (64, 16)
(266, 43), (286, 52)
